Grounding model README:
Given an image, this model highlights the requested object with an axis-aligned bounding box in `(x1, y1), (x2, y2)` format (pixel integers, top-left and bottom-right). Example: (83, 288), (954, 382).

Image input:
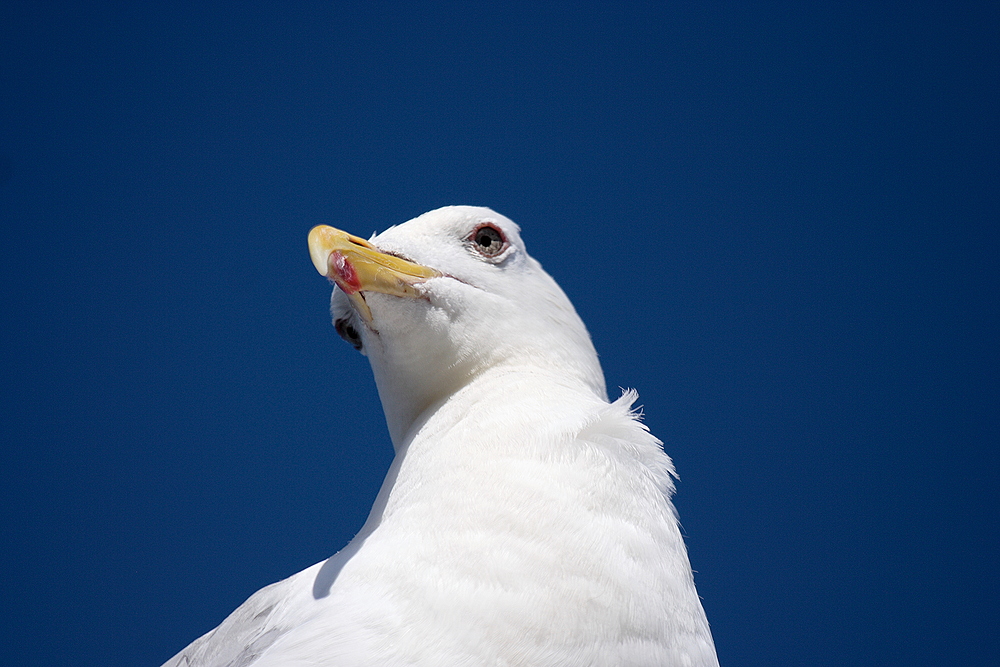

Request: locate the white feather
(162, 206), (718, 666)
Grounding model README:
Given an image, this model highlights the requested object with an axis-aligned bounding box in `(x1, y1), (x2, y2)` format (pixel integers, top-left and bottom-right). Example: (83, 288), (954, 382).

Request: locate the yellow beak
(307, 225), (441, 324)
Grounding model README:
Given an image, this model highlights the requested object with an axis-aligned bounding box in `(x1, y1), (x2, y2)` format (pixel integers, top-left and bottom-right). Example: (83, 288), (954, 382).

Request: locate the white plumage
(162, 206), (718, 666)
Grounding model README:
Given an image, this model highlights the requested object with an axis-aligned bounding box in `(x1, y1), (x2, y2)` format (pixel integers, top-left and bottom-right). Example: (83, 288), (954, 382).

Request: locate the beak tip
(308, 226), (334, 276)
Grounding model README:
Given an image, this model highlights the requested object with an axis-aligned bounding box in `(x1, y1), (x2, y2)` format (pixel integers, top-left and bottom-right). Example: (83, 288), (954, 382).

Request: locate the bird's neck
(352, 367), (608, 544)
(374, 361), (607, 451)
(345, 369), (718, 667)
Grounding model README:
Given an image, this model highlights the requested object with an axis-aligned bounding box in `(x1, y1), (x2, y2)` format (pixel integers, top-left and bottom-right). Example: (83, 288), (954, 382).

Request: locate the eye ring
(468, 223), (508, 259)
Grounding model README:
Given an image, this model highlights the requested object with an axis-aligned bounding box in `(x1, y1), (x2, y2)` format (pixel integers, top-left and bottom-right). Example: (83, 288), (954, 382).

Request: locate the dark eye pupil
(474, 226), (504, 256)
(477, 229), (497, 247)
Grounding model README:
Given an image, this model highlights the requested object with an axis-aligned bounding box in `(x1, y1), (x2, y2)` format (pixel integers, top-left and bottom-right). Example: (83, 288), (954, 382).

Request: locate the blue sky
(1, 2), (997, 665)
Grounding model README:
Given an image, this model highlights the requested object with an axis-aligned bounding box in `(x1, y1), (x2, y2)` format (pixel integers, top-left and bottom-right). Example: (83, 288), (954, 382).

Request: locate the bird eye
(335, 318), (363, 351)
(469, 224), (507, 259)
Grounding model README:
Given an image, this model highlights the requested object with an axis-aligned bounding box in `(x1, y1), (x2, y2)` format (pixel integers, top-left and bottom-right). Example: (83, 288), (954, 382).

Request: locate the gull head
(308, 206), (606, 445)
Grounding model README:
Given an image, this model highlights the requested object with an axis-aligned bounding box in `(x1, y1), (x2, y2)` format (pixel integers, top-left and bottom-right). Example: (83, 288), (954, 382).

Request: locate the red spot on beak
(329, 250), (362, 294)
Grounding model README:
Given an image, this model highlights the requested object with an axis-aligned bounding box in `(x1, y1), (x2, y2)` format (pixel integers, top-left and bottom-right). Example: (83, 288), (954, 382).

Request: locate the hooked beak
(308, 225), (441, 324)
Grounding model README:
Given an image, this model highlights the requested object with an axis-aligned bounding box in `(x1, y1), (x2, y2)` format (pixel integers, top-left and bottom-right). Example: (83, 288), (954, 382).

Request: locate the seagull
(161, 206), (719, 666)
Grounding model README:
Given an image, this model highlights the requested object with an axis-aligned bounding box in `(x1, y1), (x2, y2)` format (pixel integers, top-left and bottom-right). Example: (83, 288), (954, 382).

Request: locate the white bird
(161, 206), (719, 666)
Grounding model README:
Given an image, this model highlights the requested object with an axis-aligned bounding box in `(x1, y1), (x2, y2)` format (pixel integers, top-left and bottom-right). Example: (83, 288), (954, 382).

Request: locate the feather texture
(161, 206), (718, 666)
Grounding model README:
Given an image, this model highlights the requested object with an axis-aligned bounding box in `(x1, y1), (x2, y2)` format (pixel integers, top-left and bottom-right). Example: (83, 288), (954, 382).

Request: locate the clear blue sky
(1, 2), (997, 665)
